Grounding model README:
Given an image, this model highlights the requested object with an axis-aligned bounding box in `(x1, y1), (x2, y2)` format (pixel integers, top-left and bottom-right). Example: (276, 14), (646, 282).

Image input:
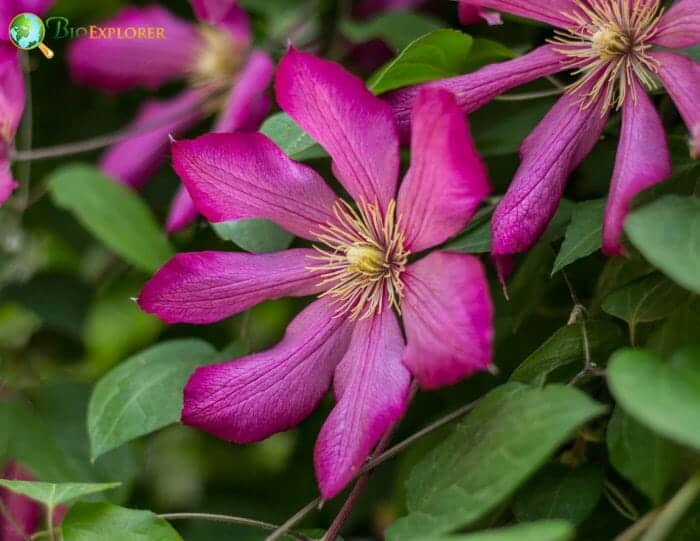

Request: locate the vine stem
(640, 471), (700, 541)
(614, 509), (661, 541)
(159, 513), (311, 541)
(266, 386), (481, 541)
(494, 88), (564, 101)
(10, 94), (211, 163)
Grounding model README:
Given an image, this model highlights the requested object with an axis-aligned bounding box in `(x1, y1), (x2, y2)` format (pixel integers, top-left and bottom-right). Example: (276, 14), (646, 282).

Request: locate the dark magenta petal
(101, 90), (206, 190)
(386, 45), (567, 140)
(603, 80), (671, 256)
(458, 2), (502, 25)
(0, 43), (24, 141)
(398, 88), (490, 252)
(652, 51), (700, 158)
(457, 0), (577, 28)
(0, 158), (16, 207)
(276, 48), (400, 211)
(491, 89), (609, 255)
(653, 0), (700, 48)
(68, 6), (200, 92)
(182, 298), (353, 443)
(139, 249), (325, 324)
(315, 309), (410, 499)
(402, 251), (494, 389)
(214, 50), (274, 133)
(171, 132), (339, 240)
(0, 462), (42, 541)
(165, 185), (199, 234)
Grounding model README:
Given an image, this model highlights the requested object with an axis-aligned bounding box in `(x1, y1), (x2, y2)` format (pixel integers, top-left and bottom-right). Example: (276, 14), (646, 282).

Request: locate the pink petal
(401, 251), (494, 389)
(189, 0), (238, 25)
(214, 3), (252, 45)
(386, 45), (568, 140)
(1, 462), (42, 541)
(458, 3), (502, 25)
(397, 88), (490, 252)
(166, 185), (199, 234)
(315, 309), (411, 499)
(213, 50), (274, 133)
(0, 158), (17, 207)
(67, 6), (200, 92)
(458, 0), (577, 28)
(652, 51), (700, 158)
(276, 48), (399, 211)
(101, 90), (205, 190)
(652, 0), (700, 48)
(603, 80), (671, 256)
(139, 249), (325, 324)
(172, 132), (339, 240)
(182, 298), (353, 443)
(492, 89), (609, 255)
(0, 43), (24, 141)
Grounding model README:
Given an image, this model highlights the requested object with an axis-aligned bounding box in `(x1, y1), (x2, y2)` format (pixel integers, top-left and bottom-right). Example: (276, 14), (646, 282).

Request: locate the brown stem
(159, 513), (311, 541)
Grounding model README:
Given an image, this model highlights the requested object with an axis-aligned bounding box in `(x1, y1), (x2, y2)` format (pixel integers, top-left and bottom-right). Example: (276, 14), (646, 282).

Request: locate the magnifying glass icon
(8, 13), (54, 59)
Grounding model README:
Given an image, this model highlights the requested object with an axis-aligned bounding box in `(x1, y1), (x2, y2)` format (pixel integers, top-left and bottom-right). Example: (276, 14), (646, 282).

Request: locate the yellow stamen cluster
(551, 0), (663, 110)
(190, 25), (246, 92)
(308, 199), (409, 321)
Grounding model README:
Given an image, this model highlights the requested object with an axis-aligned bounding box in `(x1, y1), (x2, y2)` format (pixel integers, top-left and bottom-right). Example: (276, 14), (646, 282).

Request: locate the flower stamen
(550, 0), (663, 110)
(308, 199), (409, 321)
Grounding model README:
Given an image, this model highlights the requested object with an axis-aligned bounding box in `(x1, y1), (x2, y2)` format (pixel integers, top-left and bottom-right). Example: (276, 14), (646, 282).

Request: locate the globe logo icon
(8, 13), (54, 59)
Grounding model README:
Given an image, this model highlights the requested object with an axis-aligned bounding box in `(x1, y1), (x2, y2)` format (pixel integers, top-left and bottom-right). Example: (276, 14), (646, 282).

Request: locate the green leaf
(88, 339), (217, 460)
(369, 31), (511, 95)
(647, 300), (700, 357)
(510, 321), (624, 386)
(552, 199), (606, 275)
(625, 195), (700, 295)
(607, 407), (679, 504)
(421, 521), (574, 541)
(259, 113), (325, 160)
(61, 502), (183, 541)
(340, 11), (442, 51)
(512, 463), (604, 525)
(444, 207), (493, 253)
(0, 480), (120, 507)
(602, 273), (688, 327)
(385, 383), (606, 540)
(471, 99), (554, 158)
(607, 347), (700, 451)
(49, 164), (174, 273)
(212, 218), (294, 253)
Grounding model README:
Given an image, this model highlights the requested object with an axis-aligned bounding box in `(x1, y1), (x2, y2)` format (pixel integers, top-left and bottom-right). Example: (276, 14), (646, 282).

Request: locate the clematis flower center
(190, 25), (246, 92)
(308, 199), (409, 321)
(551, 0), (663, 110)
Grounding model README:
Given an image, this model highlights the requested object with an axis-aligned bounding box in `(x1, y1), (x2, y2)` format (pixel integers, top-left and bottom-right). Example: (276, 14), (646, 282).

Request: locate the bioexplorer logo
(8, 13), (54, 58)
(8, 13), (168, 60)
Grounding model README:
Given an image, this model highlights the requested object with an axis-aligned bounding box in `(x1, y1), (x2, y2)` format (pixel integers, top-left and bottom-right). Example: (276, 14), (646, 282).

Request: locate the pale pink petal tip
(182, 299), (352, 443)
(315, 309), (410, 499)
(401, 252), (494, 389)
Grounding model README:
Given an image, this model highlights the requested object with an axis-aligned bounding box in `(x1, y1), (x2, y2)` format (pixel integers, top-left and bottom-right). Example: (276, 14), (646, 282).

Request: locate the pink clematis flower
(68, 0), (274, 233)
(388, 0), (700, 256)
(0, 0), (54, 207)
(138, 49), (494, 499)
